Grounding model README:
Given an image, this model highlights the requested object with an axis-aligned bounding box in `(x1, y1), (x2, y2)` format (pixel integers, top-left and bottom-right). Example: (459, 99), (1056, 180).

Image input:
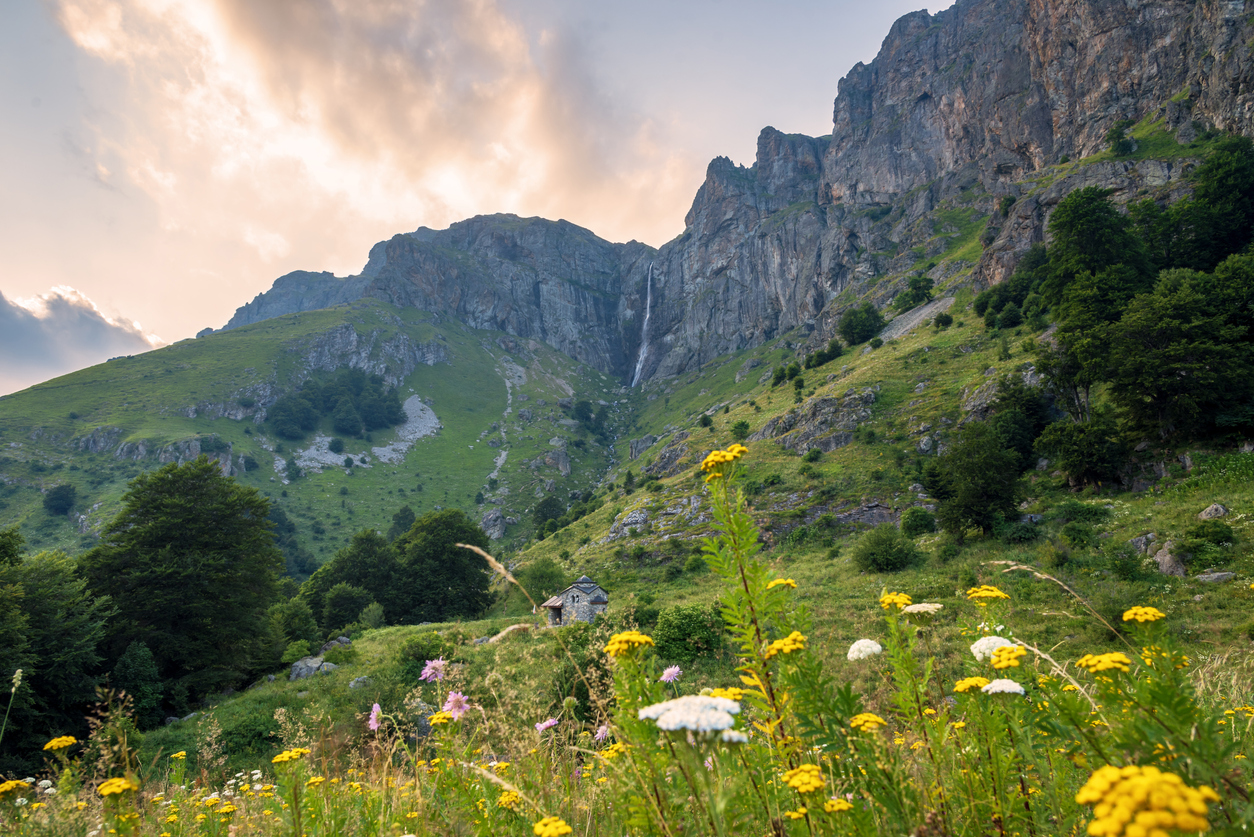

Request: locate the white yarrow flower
(981, 678), (1026, 695)
(639, 695), (741, 735)
(970, 635), (1014, 662)
(720, 729), (749, 743)
(847, 639), (883, 661)
(902, 603), (943, 615)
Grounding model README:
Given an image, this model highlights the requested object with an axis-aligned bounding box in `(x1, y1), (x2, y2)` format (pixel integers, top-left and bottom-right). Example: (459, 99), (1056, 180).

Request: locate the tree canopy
(81, 456), (282, 698)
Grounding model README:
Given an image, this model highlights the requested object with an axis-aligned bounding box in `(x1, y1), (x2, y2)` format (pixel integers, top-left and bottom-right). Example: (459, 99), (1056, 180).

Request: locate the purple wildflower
(419, 658), (447, 682)
(368, 703), (382, 731)
(443, 691), (470, 720)
(594, 724), (609, 742)
(535, 717), (559, 733)
(660, 665), (683, 683)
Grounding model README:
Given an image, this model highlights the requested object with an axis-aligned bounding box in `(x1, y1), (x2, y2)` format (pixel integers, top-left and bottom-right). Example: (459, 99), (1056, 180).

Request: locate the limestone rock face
(748, 389), (876, 453)
(481, 508), (506, 540)
(221, 0), (1254, 384)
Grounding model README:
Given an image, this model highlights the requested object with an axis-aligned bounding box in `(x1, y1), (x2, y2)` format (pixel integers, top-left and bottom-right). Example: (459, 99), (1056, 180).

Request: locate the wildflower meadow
(2, 445), (1252, 835)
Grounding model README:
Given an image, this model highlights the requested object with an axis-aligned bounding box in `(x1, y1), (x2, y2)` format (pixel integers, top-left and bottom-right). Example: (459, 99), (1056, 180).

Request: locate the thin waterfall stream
(630, 263), (653, 387)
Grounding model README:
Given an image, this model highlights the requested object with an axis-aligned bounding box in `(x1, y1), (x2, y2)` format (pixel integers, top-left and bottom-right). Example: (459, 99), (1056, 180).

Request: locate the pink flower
(443, 691), (470, 720)
(368, 703), (382, 731)
(419, 658), (447, 682)
(660, 665), (683, 683)
(535, 717), (559, 733)
(594, 724), (609, 742)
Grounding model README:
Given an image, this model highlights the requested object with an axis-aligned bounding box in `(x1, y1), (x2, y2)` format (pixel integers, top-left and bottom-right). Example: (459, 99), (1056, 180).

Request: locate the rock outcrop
(220, 0), (1254, 385)
(749, 388), (876, 453)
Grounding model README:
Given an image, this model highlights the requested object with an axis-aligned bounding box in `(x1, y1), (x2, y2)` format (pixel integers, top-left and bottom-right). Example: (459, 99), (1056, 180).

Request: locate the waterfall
(630, 263), (653, 387)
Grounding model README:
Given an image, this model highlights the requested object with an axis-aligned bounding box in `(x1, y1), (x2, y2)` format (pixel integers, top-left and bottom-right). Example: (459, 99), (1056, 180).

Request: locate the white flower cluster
(721, 729), (749, 743)
(981, 678), (1026, 695)
(639, 695), (741, 734)
(847, 639), (884, 661)
(970, 635), (1014, 662)
(902, 603), (943, 616)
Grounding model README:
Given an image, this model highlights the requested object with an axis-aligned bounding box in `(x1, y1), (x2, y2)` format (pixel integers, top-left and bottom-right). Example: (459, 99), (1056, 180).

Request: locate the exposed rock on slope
(223, 0), (1254, 385)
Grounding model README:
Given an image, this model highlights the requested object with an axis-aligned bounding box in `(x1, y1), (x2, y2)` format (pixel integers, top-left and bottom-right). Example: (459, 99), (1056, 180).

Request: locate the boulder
(1151, 540), (1188, 578)
(349, 676), (372, 689)
(1198, 503), (1229, 520)
(544, 449), (571, 477)
(481, 508), (506, 540)
(290, 656), (325, 680)
(319, 637), (351, 654)
(629, 435), (658, 460)
(1127, 533), (1157, 554)
(1195, 571), (1235, 583)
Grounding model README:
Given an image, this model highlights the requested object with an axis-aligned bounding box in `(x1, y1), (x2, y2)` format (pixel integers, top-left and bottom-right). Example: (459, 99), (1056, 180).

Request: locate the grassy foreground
(3, 451), (1252, 836)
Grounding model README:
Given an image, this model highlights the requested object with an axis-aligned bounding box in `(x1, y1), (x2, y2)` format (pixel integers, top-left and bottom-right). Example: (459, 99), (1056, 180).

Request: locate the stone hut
(540, 576), (608, 627)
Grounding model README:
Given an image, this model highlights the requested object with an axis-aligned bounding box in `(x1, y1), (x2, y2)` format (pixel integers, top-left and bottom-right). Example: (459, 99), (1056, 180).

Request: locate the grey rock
(1198, 503), (1229, 520)
(1128, 533), (1157, 554)
(319, 637), (351, 654)
(164, 716), (180, 726)
(748, 388), (875, 453)
(629, 435), (658, 460)
(917, 436), (934, 455)
(182, 712), (199, 722)
(544, 450), (571, 477)
(349, 676), (372, 689)
(1019, 514), (1043, 524)
(319, 662), (338, 675)
(643, 432), (691, 478)
(1152, 540), (1188, 578)
(481, 508), (506, 540)
(290, 656), (325, 680)
(1195, 571), (1235, 583)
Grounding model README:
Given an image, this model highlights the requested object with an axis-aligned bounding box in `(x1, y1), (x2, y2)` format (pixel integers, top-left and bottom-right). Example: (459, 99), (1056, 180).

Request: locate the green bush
(1060, 522), (1099, 550)
(281, 640), (311, 664)
(900, 507), (936, 538)
(323, 644), (359, 665)
(1186, 520), (1235, 546)
(653, 604), (721, 665)
(851, 524), (924, 573)
(803, 448), (822, 463)
(684, 554), (708, 574)
(1049, 500), (1113, 525)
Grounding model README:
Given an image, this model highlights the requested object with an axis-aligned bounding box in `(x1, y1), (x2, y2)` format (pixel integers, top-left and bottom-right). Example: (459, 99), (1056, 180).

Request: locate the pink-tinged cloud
(0, 286), (162, 395)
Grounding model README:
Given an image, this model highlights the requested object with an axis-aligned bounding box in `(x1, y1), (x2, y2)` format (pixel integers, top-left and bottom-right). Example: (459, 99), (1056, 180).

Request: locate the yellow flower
(43, 735), (77, 751)
(305, 776), (326, 788)
(428, 711), (453, 725)
(954, 676), (990, 693)
(1075, 764), (1218, 836)
(764, 631), (807, 659)
(534, 816), (573, 837)
(991, 645), (1027, 670)
(271, 747), (311, 764)
(1076, 652), (1133, 675)
(599, 742), (627, 761)
(700, 444), (748, 481)
(951, 722), (966, 730)
(849, 713), (886, 733)
(98, 777), (140, 796)
(782, 764), (824, 794)
(824, 798), (854, 813)
(498, 790), (521, 811)
(0, 780), (31, 794)
(966, 585), (1010, 603)
(1122, 605), (1166, 623)
(784, 807), (808, 820)
(603, 630), (655, 657)
(170, 751), (186, 760)
(1062, 684), (1079, 692)
(709, 687), (745, 700)
(767, 578), (798, 590)
(879, 591), (912, 610)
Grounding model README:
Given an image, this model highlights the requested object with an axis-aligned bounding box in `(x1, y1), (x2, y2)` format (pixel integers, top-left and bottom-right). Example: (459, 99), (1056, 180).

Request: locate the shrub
(323, 643), (358, 665)
(359, 601), (385, 630)
(328, 437), (345, 454)
(851, 524), (924, 573)
(684, 554), (708, 574)
(900, 507), (936, 538)
(653, 604), (721, 664)
(933, 312), (953, 329)
(803, 448), (822, 463)
(1049, 499), (1113, 524)
(996, 520), (1040, 544)
(869, 337), (884, 349)
(731, 420), (751, 441)
(1060, 522), (1099, 550)
(43, 483), (76, 515)
(1186, 520), (1235, 546)
(281, 640), (311, 665)
(838, 302), (886, 345)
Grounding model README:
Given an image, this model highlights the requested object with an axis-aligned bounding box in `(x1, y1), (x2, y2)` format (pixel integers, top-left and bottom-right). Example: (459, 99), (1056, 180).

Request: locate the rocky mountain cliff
(222, 0), (1254, 383)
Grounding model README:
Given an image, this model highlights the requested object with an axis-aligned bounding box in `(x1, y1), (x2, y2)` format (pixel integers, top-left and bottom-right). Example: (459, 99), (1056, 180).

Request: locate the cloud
(51, 0), (700, 251)
(0, 286), (161, 396)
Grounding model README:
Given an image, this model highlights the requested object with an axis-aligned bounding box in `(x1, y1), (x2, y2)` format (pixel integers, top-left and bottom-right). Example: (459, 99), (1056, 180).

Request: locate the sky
(0, 0), (953, 396)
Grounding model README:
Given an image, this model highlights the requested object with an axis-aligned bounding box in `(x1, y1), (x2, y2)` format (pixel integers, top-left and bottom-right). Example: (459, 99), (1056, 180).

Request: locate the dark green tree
(533, 495), (566, 527)
(81, 456), (283, 698)
(393, 510), (492, 624)
(1104, 268), (1253, 440)
(332, 398), (363, 437)
(1042, 187), (1151, 309)
(299, 529), (399, 631)
(730, 420), (751, 441)
(387, 506), (416, 542)
(935, 423), (1021, 539)
(269, 598), (322, 648)
(43, 484), (77, 515)
(838, 302), (885, 345)
(1035, 410), (1127, 488)
(513, 556), (568, 608)
(322, 583), (376, 633)
(112, 641), (164, 730)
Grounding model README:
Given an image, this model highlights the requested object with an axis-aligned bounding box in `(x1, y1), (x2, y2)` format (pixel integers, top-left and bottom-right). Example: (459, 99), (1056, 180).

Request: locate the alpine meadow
(5, 0), (1254, 835)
